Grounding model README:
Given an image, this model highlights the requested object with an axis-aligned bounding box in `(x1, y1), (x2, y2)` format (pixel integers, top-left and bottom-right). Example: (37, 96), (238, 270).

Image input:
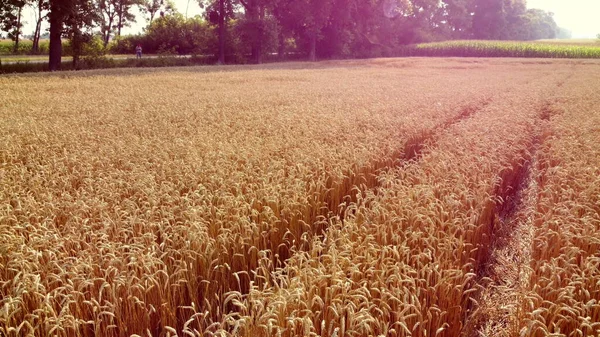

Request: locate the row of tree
(0, 0), (174, 55)
(188, 0), (563, 64)
(1, 0), (564, 70)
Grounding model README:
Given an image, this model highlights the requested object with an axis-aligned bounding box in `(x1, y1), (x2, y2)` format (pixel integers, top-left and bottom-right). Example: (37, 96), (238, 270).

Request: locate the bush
(83, 36), (107, 57)
(78, 55), (116, 69)
(111, 15), (218, 56)
(109, 35), (140, 55)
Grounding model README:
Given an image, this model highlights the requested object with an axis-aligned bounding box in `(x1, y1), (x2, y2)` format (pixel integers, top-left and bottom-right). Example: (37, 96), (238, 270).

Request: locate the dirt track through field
(465, 70), (575, 337)
(244, 96), (494, 287)
(228, 66), (566, 337)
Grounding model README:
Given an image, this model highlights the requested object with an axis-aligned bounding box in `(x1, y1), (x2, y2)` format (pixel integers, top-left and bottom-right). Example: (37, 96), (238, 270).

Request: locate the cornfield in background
(401, 40), (600, 59)
(1, 58), (598, 337)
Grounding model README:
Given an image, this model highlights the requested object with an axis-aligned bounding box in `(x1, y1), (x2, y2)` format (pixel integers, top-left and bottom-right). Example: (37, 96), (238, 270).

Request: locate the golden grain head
(0, 58), (598, 337)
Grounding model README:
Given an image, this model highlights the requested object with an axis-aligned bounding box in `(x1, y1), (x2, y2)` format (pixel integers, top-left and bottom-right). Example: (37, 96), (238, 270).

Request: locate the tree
(0, 0), (28, 53)
(115, 0), (143, 37)
(98, 0), (143, 47)
(140, 0), (161, 23)
(48, 0), (97, 70)
(472, 0), (537, 40)
(200, 0), (235, 64)
(519, 9), (557, 40)
(48, 0), (68, 70)
(65, 0), (98, 68)
(160, 0), (176, 17)
(439, 0), (475, 38)
(216, 0), (225, 63)
(238, 0), (270, 63)
(472, 0), (507, 39)
(271, 0), (292, 59)
(471, 0), (558, 41)
(98, 0), (118, 47)
(277, 0), (334, 61)
(29, 0), (49, 54)
(136, 13), (216, 54)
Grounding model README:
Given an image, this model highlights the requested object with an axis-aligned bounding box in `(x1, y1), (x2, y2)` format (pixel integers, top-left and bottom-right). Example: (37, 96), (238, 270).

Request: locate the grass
(0, 58), (598, 337)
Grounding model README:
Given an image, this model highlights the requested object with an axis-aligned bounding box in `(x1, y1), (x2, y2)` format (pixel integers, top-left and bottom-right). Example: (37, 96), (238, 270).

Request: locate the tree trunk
(246, 2), (263, 64)
(103, 6), (114, 48)
(309, 31), (317, 62)
(277, 28), (285, 60)
(117, 3), (123, 37)
(32, 17), (42, 54)
(256, 5), (263, 64)
(49, 3), (63, 71)
(217, 0), (225, 64)
(13, 7), (22, 54)
(31, 0), (44, 54)
(103, 21), (112, 47)
(72, 27), (81, 69)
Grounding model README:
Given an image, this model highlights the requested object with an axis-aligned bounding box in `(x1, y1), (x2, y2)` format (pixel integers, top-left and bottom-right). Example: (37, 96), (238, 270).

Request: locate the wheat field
(1, 58), (598, 337)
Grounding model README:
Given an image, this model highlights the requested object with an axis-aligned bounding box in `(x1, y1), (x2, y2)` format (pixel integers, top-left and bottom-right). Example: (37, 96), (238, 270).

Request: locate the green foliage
(111, 14), (217, 55)
(139, 0), (162, 22)
(0, 55), (215, 74)
(1, 0), (569, 67)
(515, 9), (558, 40)
(472, 0), (558, 40)
(82, 36), (107, 56)
(0, 0), (27, 44)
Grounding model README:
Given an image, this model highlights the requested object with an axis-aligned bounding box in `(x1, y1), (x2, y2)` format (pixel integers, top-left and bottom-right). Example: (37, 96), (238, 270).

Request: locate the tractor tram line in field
(232, 69), (568, 337)
(332, 97), (495, 226)
(464, 106), (559, 336)
(196, 81), (515, 333)
(207, 96), (499, 333)
(272, 96), (496, 267)
(468, 120), (546, 337)
(519, 69), (600, 336)
(221, 81), (540, 337)
(465, 68), (586, 337)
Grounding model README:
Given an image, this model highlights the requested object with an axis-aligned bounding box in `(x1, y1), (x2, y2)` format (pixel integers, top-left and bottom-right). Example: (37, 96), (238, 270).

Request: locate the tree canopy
(0, 0), (28, 53)
(0, 0), (564, 67)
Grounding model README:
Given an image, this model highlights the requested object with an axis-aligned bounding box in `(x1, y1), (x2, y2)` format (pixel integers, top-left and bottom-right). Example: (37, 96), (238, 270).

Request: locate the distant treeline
(0, 0), (572, 67)
(112, 1), (567, 61)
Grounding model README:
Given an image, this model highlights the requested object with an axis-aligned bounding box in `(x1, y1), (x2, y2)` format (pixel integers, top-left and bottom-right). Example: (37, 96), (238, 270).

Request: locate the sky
(527, 0), (600, 38)
(14, 0), (600, 40)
